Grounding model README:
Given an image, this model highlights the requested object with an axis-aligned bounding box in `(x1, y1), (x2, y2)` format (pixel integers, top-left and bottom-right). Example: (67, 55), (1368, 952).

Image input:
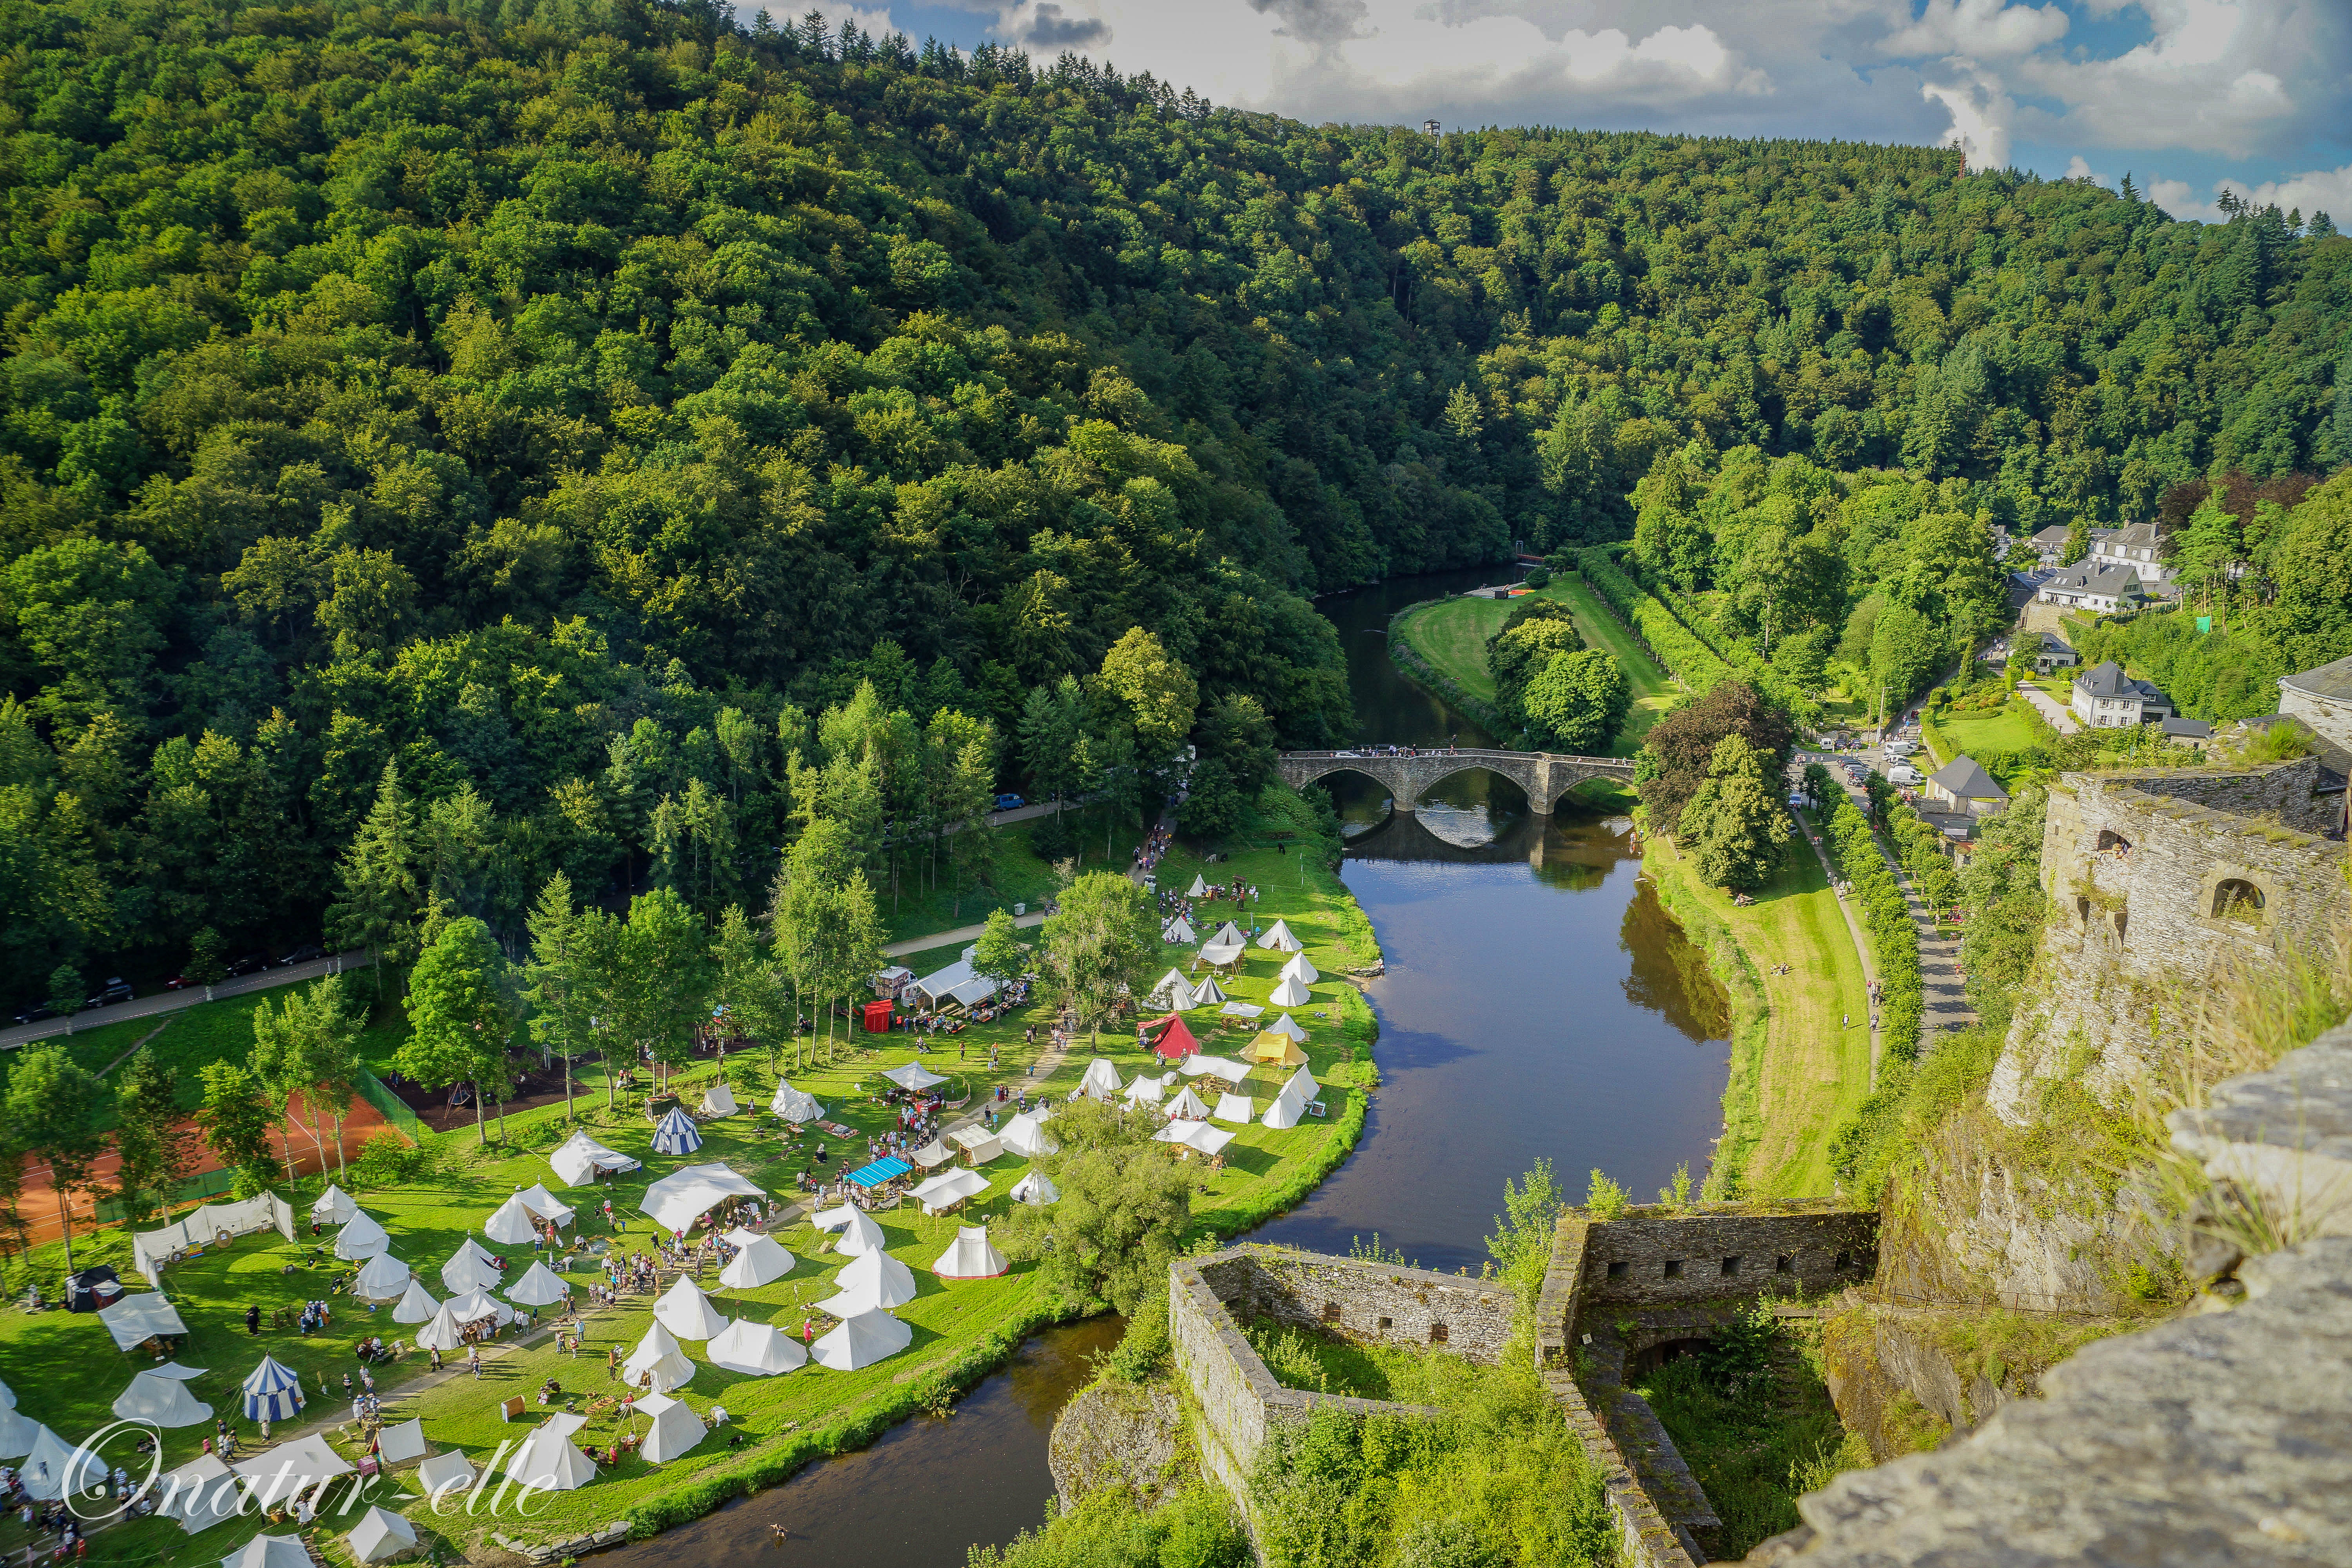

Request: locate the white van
(1888, 763), (1924, 786)
(1884, 738), (1920, 757)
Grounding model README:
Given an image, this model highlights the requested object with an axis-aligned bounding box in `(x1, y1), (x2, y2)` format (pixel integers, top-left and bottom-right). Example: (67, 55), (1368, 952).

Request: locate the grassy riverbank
(0, 800), (1379, 1566)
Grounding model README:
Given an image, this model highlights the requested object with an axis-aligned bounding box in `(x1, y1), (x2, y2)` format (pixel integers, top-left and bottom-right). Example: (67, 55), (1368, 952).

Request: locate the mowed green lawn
(1927, 703), (2043, 766)
(0, 835), (1377, 1564)
(1396, 593), (1512, 701)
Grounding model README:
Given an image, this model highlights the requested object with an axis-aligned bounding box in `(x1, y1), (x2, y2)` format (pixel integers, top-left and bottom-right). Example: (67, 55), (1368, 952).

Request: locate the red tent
(1147, 1014), (1200, 1061)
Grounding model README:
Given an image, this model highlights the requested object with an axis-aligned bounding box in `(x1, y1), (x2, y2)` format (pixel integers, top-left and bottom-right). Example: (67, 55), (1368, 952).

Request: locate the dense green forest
(3, 0), (2350, 996)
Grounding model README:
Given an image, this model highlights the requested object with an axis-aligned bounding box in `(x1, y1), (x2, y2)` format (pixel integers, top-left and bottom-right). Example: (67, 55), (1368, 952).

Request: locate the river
(606, 565), (1729, 1565)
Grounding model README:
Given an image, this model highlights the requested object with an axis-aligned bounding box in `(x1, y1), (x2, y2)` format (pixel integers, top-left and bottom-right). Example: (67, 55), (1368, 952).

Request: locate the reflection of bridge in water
(1277, 747), (1635, 817)
(1341, 803), (1637, 872)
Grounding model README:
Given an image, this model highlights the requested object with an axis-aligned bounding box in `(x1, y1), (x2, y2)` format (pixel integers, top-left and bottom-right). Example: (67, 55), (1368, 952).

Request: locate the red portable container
(863, 999), (895, 1033)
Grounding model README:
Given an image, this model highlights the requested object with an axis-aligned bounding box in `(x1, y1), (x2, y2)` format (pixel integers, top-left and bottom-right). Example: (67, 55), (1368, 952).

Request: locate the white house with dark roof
(2027, 524), (2072, 566)
(2030, 631), (2079, 673)
(1926, 755), (2010, 817)
(2085, 522), (2174, 588)
(2071, 661), (2173, 727)
(2036, 560), (2144, 613)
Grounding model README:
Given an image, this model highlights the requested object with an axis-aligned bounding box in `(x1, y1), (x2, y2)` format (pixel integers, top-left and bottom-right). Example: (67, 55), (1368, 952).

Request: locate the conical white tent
(311, 1184), (357, 1224)
(1161, 915), (1196, 943)
(483, 1194), (539, 1247)
(1010, 1169), (1060, 1205)
(1186, 875), (1209, 897)
(412, 1305), (464, 1352)
(881, 1060), (948, 1091)
(699, 1082), (738, 1117)
(448, 1288), (516, 1327)
(1268, 1013), (1309, 1043)
(633, 1392), (705, 1463)
(651, 1106), (703, 1156)
(624, 1323), (695, 1391)
(999, 1111), (1059, 1157)
(652, 1276), (728, 1340)
(830, 1208), (887, 1258)
(505, 1261), (568, 1308)
(932, 1225), (1009, 1279)
(392, 1279), (441, 1324)
(516, 1183), (575, 1225)
(1164, 1086), (1211, 1120)
(221, 1535), (310, 1568)
(771, 1082), (824, 1123)
(1210, 920), (1243, 946)
(1076, 1057), (1122, 1100)
(240, 1356), (304, 1423)
(1262, 1087), (1306, 1129)
(1147, 968), (1192, 1009)
(505, 1423), (596, 1492)
(1187, 975), (1227, 1005)
(910, 1138), (953, 1169)
(441, 1238), (502, 1296)
(1278, 951), (1319, 984)
(811, 1309), (910, 1370)
(354, 1251), (411, 1300)
(1269, 973), (1312, 1008)
(0, 1376), (13, 1409)
(348, 1506), (419, 1564)
(332, 1209), (390, 1261)
(21, 1424), (105, 1499)
(820, 1249), (919, 1312)
(718, 1234), (795, 1289)
(1212, 1092), (1256, 1125)
(0, 1407), (35, 1460)
(549, 1129), (639, 1186)
(156, 1452), (239, 1534)
(113, 1370), (212, 1426)
(705, 1319), (807, 1376)
(1282, 1065), (1320, 1102)
(1122, 1073), (1166, 1106)
(1257, 919), (1302, 952)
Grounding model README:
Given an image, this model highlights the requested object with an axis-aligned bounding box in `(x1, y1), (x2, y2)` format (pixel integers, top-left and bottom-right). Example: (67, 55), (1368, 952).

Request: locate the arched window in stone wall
(2213, 879), (2266, 924)
(2096, 829), (2132, 856)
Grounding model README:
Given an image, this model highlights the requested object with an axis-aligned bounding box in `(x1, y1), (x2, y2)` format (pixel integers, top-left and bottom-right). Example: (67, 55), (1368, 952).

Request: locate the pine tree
(399, 917), (517, 1145)
(327, 760), (420, 999)
(112, 1048), (197, 1231)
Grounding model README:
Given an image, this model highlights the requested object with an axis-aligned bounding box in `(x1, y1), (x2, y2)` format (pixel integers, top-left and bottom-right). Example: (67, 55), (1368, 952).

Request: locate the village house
(2071, 662), (2174, 728)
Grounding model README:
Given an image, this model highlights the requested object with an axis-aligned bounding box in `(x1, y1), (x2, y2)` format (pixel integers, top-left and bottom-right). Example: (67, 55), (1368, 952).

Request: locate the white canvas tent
(699, 1082), (739, 1117)
(348, 1506), (419, 1564)
(705, 1319), (807, 1376)
(910, 958), (998, 1011)
(999, 1111), (1059, 1158)
(131, 1193), (294, 1287)
(100, 1291), (189, 1350)
(113, 1370), (212, 1426)
(1267, 1013), (1309, 1043)
(1198, 941), (1243, 967)
(20, 1425), (103, 1500)
(1269, 973), (1313, 1008)
(353, 1252), (410, 1301)
(1010, 1169), (1060, 1205)
(881, 1060), (949, 1091)
(440, 1239), (502, 1296)
(232, 1434), (350, 1509)
(640, 1162), (763, 1235)
(1257, 919), (1302, 953)
(830, 1208), (887, 1257)
(1163, 1086), (1211, 1120)
(1161, 915), (1196, 944)
(1219, 1001), (1263, 1020)
(1278, 951), (1319, 984)
(0, 1407), (34, 1461)
(516, 1184), (575, 1225)
(1209, 920), (1244, 946)
(1262, 1089), (1307, 1130)
(0, 1376), (13, 1409)
(909, 1167), (989, 1216)
(222, 1536), (309, 1568)
(1282, 1065), (1320, 1102)
(949, 1123), (1004, 1164)
(1180, 1055), (1251, 1082)
(771, 1082), (824, 1123)
(1075, 1057), (1122, 1100)
(392, 1279), (440, 1324)
(909, 1138), (953, 1169)
(333, 1210), (391, 1261)
(504, 1417), (596, 1493)
(1187, 975), (1228, 1006)
(448, 1289), (516, 1328)
(633, 1393), (704, 1463)
(412, 1305), (464, 1353)
(820, 1249), (918, 1313)
(1212, 1093), (1255, 1125)
(624, 1323), (695, 1391)
(652, 1276), (728, 1340)
(651, 1107), (703, 1156)
(811, 1309), (910, 1370)
(933, 1225), (1009, 1279)
(1147, 968), (1192, 1009)
(505, 1261), (568, 1308)
(156, 1452), (239, 1534)
(311, 1185), (357, 1224)
(1155, 1120), (1236, 1156)
(550, 1129), (639, 1187)
(718, 1234), (795, 1289)
(1122, 1073), (1167, 1106)
(412, 1450), (474, 1499)
(375, 1418), (428, 1466)
(1187, 875), (1209, 897)
(483, 1194), (539, 1247)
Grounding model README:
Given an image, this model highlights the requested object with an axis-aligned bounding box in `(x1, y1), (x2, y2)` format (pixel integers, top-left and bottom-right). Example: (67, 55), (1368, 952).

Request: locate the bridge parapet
(1276, 747), (1634, 815)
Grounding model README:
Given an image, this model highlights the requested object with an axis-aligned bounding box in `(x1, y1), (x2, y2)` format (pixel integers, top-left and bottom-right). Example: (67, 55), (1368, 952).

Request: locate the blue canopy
(844, 1157), (911, 1190)
(651, 1107), (702, 1156)
(241, 1355), (305, 1422)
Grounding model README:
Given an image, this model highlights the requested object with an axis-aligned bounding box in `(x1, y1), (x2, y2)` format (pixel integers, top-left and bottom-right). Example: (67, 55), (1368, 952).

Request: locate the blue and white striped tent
(651, 1107), (702, 1156)
(241, 1356), (305, 1423)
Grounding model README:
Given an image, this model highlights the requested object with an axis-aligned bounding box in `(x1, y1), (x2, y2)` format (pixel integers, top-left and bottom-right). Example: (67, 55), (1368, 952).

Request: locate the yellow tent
(1243, 1031), (1308, 1068)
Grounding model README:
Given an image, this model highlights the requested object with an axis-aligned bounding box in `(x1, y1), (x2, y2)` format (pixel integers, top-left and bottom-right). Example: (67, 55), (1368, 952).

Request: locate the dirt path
(1795, 807), (1884, 1087)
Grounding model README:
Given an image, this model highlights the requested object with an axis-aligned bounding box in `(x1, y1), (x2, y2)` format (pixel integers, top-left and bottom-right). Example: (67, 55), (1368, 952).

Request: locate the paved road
(0, 950), (377, 1053)
(2020, 682), (2081, 735)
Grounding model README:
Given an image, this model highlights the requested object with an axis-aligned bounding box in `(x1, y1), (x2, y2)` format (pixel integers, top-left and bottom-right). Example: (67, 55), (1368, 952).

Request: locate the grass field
(0, 822), (1377, 1564)
(1394, 593), (1511, 701)
(1645, 823), (1874, 1200)
(1925, 704), (2042, 766)
(1553, 577), (1679, 754)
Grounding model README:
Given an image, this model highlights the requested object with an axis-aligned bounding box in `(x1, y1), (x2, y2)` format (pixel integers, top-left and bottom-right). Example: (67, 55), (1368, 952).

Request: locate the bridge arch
(1274, 748), (1635, 816)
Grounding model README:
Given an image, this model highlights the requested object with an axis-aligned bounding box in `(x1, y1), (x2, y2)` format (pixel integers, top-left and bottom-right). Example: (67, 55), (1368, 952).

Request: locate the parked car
(162, 973), (196, 991)
(82, 978), (132, 1009)
(993, 793), (1025, 811)
(1888, 764), (1924, 786)
(10, 1004), (57, 1025)
(225, 952), (271, 976)
(277, 944), (325, 967)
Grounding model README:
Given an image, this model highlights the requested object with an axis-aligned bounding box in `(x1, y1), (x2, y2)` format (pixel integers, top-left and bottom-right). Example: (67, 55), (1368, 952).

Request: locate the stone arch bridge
(1276, 747), (1636, 815)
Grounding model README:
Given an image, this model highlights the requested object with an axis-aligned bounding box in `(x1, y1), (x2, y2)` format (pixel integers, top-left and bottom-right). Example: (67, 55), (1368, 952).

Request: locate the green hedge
(1577, 548), (1733, 692)
(1821, 797), (1923, 1062)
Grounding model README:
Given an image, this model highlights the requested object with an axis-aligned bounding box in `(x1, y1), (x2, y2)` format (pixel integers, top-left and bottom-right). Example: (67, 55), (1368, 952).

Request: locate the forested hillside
(2, 0), (2349, 995)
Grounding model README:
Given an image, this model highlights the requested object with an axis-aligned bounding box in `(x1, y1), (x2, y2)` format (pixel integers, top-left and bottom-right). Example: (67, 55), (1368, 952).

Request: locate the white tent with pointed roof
(706, 1318), (806, 1376)
(392, 1279), (440, 1324)
(113, 1370), (212, 1426)
(719, 1233), (795, 1289)
(652, 1276), (728, 1340)
(348, 1506), (418, 1564)
(412, 1304), (464, 1352)
(1010, 1168), (1060, 1206)
(820, 1249), (919, 1313)
(1147, 968), (1192, 1009)
(222, 1536), (309, 1568)
(1075, 1057), (1122, 1100)
(1262, 1088), (1307, 1129)
(632, 1392), (705, 1463)
(311, 1184), (357, 1224)
(1267, 1013), (1308, 1043)
(550, 1129), (639, 1186)
(375, 1418), (427, 1466)
(504, 1418), (596, 1492)
(1186, 875), (1209, 897)
(1256, 919), (1301, 952)
(771, 1082), (824, 1123)
(1278, 951), (1319, 985)
(1122, 1073), (1166, 1106)
(232, 1433), (350, 1508)
(829, 1208), (887, 1258)
(20, 1425), (102, 1500)
(505, 1261), (568, 1308)
(699, 1082), (738, 1117)
(354, 1251), (410, 1301)
(0, 1376), (13, 1408)
(332, 1209), (390, 1260)
(1209, 920), (1243, 946)
(483, 1194), (539, 1247)
(441, 1238), (502, 1296)
(1269, 973), (1312, 1008)
(1186, 974), (1227, 1005)
(0, 1407), (35, 1461)
(1163, 1086), (1211, 1120)
(932, 1224), (1009, 1279)
(1283, 1065), (1320, 1102)
(413, 1450), (474, 1498)
(516, 1183), (575, 1225)
(999, 1109), (1060, 1158)
(449, 1288), (516, 1328)
(100, 1290), (189, 1350)
(624, 1322), (695, 1391)
(811, 1309), (910, 1370)
(1212, 1092), (1255, 1125)
(157, 1451), (239, 1534)
(1160, 914), (1196, 943)
(909, 1137), (954, 1169)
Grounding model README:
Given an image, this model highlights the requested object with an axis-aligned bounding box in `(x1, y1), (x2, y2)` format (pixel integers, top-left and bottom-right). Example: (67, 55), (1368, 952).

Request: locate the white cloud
(2062, 154), (2109, 184)
(1882, 0), (2067, 59)
(1920, 67), (2014, 171)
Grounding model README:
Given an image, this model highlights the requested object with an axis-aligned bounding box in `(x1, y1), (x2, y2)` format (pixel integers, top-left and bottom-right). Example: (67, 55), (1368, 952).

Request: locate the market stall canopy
(550, 1129), (640, 1187)
(413, 1451), (474, 1497)
(845, 1156), (913, 1190)
(718, 1234), (795, 1289)
(933, 1225), (1009, 1279)
(1156, 1120), (1236, 1156)
(699, 1082), (738, 1117)
(881, 1060), (949, 1092)
(632, 1392), (704, 1463)
(412, 1305), (464, 1353)
(504, 1423), (596, 1492)
(949, 1124), (1003, 1163)
(352, 1252), (411, 1301)
(770, 1082), (825, 1123)
(909, 1168), (989, 1215)
(483, 1195), (539, 1247)
(640, 1162), (763, 1234)
(822, 1248), (920, 1312)
(233, 1433), (350, 1506)
(1278, 951), (1318, 984)
(1148, 1014), (1200, 1061)
(440, 1239), (502, 1297)
(113, 1370), (211, 1426)
(1262, 1088), (1306, 1129)
(651, 1106), (703, 1156)
(375, 1418), (427, 1466)
(1268, 974), (1312, 1009)
(1187, 975), (1229, 1005)
(157, 1452), (239, 1534)
(1198, 941), (1244, 967)
(1212, 1093), (1255, 1125)
(505, 1262), (568, 1308)
(99, 1291), (189, 1350)
(652, 1276), (728, 1340)
(221, 1536), (310, 1568)
(830, 1209), (887, 1258)
(1010, 1168), (1060, 1205)
(448, 1289), (516, 1328)
(705, 1318), (807, 1376)
(332, 1210), (391, 1261)
(911, 957), (998, 1010)
(1244, 1032), (1308, 1068)
(1163, 1086), (1211, 1120)
(311, 1185), (356, 1224)
(1180, 1055), (1252, 1083)
(910, 1138), (953, 1169)
(811, 1309), (910, 1370)
(515, 1184), (575, 1225)
(623, 1323), (695, 1392)
(1257, 919), (1302, 953)
(998, 1110), (1059, 1158)
(348, 1506), (419, 1564)
(1219, 1001), (1263, 1020)
(1122, 1073), (1166, 1106)
(1267, 1013), (1308, 1043)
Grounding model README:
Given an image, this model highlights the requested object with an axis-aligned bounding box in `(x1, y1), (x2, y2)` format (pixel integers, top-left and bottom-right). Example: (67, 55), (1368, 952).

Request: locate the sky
(752, 0), (2352, 227)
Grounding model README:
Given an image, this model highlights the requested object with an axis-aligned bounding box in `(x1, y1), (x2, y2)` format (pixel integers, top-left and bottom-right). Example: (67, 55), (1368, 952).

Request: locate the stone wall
(1571, 1207), (1880, 1312)
(1239, 1250), (1516, 1363)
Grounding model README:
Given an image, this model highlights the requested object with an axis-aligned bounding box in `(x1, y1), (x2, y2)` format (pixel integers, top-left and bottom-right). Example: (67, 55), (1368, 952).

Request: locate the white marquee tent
(1257, 919), (1302, 953)
(1154, 1120), (1235, 1156)
(112, 1370), (211, 1427)
(1268, 974), (1312, 1009)
(1209, 920), (1244, 946)
(440, 1239), (502, 1297)
(353, 1252), (410, 1301)
(705, 1319), (807, 1376)
(819, 1249), (919, 1314)
(909, 1167), (989, 1216)
(311, 1185), (357, 1225)
(624, 1323), (695, 1391)
(932, 1225), (1009, 1279)
(1010, 1168), (1060, 1205)
(505, 1262), (569, 1309)
(0, 1405), (31, 1460)
(392, 1279), (441, 1324)
(131, 1193), (294, 1288)
(633, 1392), (705, 1463)
(347, 1506), (419, 1564)
(515, 1183), (576, 1226)
(639, 1163), (763, 1236)
(332, 1210), (390, 1261)
(1283, 1065), (1320, 1102)
(1180, 1055), (1251, 1082)
(1160, 915), (1196, 944)
(881, 1060), (949, 1092)
(1186, 875), (1209, 897)
(949, 1123), (1003, 1164)
(1212, 1093), (1255, 1125)
(811, 1309), (910, 1370)
(652, 1276), (728, 1340)
(549, 1129), (639, 1187)
(828, 1208), (887, 1258)
(483, 1195), (539, 1247)
(1278, 952), (1319, 985)
(718, 1233), (795, 1289)
(910, 1138), (953, 1169)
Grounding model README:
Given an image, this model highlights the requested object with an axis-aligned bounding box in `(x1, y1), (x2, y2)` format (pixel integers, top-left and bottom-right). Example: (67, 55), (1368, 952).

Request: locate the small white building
(2029, 631), (2079, 673)
(2027, 524), (2072, 566)
(2071, 662), (2173, 728)
(2036, 561), (2143, 613)
(2085, 522), (2173, 587)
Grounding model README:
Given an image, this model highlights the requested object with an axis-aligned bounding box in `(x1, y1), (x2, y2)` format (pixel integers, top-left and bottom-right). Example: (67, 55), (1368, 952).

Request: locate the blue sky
(759, 0), (2352, 225)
